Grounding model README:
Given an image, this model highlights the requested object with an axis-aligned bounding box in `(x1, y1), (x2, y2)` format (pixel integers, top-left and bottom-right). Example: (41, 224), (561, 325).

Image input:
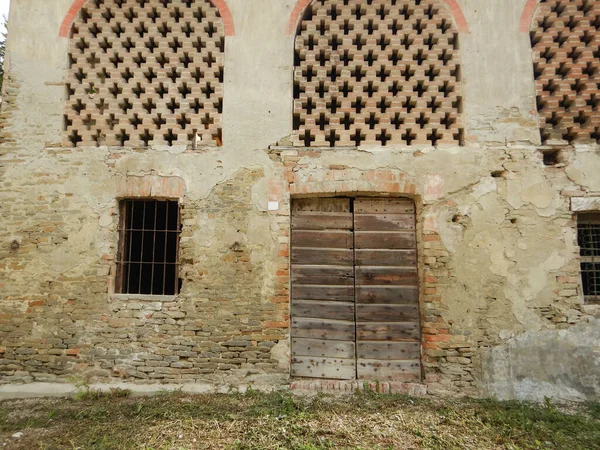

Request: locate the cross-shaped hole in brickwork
(367, 113), (380, 130)
(352, 97), (366, 114)
(573, 110), (588, 127)
(351, 129), (366, 146)
(74, 68), (86, 83)
(92, 129), (104, 146)
(167, 98), (181, 114)
(178, 83), (192, 98)
(142, 98), (157, 114)
(72, 99), (85, 114)
(201, 113), (214, 129)
(122, 37), (135, 52)
(177, 114), (192, 130)
(163, 129), (177, 146)
(583, 62), (597, 77)
(106, 114), (119, 130)
(136, 22), (149, 38)
(130, 114), (143, 129)
(124, 7), (137, 23)
(167, 68), (179, 83)
(83, 114), (96, 130)
(180, 53), (193, 68)
(546, 111), (560, 127)
(376, 129), (391, 146)
(64, 115), (73, 131)
(116, 129), (130, 146)
(191, 99), (203, 114)
(559, 95), (573, 110)
(134, 53), (148, 68)
(327, 130), (340, 147)
(316, 113), (330, 131)
(301, 130), (316, 147)
(153, 113), (167, 129)
(377, 97), (391, 113)
(440, 112), (456, 129)
(427, 129), (442, 146)
(99, 37), (113, 53)
(391, 113), (404, 130)
(404, 97), (417, 113)
(402, 129), (416, 145)
(545, 79), (559, 95)
(69, 130), (83, 146)
(140, 129), (154, 146)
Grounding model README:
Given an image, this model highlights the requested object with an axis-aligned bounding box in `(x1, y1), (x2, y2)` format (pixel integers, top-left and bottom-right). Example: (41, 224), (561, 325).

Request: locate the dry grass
(0, 389), (598, 449)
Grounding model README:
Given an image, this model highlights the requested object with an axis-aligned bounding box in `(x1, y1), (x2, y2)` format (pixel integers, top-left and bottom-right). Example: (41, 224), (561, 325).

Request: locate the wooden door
(290, 197), (421, 382)
(354, 198), (421, 381)
(290, 198), (356, 379)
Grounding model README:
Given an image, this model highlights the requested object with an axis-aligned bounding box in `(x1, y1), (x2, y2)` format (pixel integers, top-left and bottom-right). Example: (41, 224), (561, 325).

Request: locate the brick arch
(59, 0), (235, 37)
(286, 0), (469, 35)
(519, 0), (538, 32)
(288, 169), (417, 196)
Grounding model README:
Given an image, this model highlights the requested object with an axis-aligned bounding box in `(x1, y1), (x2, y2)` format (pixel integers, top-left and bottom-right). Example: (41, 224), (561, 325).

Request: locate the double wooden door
(291, 197), (421, 381)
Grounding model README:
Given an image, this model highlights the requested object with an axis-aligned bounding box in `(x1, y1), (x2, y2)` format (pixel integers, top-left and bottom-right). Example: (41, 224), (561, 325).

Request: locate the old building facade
(0, 0), (599, 400)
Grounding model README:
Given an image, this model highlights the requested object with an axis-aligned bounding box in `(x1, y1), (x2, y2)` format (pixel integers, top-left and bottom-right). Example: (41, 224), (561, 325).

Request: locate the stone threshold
(290, 380), (428, 396)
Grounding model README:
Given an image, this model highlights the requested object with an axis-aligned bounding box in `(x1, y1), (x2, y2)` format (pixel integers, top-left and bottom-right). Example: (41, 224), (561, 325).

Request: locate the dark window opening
(577, 214), (600, 304)
(117, 199), (181, 295)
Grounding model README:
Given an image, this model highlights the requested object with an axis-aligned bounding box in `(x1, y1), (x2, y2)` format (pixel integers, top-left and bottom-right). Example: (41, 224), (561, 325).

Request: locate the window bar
(126, 199), (135, 294)
(117, 200), (127, 294)
(162, 200), (169, 295)
(174, 201), (181, 295)
(150, 199), (158, 295)
(138, 200), (147, 294)
(591, 221), (599, 302)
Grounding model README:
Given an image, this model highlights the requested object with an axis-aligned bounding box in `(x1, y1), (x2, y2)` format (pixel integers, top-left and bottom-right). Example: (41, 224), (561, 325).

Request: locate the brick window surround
(531, 0), (600, 144)
(292, 0), (464, 147)
(64, 0), (225, 148)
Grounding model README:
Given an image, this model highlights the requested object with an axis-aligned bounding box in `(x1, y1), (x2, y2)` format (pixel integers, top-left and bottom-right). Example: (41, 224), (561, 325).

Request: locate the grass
(0, 390), (598, 449)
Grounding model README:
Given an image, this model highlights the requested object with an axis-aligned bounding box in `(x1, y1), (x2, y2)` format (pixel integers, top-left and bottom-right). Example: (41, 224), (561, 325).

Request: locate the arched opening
(292, 0), (464, 148)
(63, 0), (226, 147)
(530, 0), (600, 144)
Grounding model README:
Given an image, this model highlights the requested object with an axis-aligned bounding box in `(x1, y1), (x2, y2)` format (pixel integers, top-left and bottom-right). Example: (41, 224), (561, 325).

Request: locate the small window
(116, 199), (181, 295)
(577, 214), (600, 304)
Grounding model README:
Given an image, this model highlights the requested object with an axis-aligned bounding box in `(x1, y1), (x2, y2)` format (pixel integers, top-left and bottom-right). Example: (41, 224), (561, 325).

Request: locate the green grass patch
(0, 391), (598, 449)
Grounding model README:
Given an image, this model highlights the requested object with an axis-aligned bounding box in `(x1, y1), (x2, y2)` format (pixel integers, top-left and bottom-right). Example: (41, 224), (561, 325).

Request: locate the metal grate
(577, 214), (600, 304)
(116, 199), (181, 295)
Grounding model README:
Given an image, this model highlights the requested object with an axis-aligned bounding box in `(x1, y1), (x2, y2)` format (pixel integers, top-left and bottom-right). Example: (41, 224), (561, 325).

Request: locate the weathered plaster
(1, 0), (600, 400)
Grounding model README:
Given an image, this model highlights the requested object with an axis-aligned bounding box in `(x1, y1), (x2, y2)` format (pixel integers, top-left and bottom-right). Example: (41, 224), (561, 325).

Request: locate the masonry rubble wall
(0, 0), (599, 400)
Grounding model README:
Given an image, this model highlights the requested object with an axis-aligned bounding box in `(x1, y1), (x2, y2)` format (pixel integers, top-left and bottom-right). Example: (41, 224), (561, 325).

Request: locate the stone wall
(0, 0), (599, 400)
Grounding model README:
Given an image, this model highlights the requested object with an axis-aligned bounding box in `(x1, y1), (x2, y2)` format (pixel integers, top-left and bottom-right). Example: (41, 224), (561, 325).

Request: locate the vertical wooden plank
(291, 198), (356, 380)
(354, 197), (421, 382)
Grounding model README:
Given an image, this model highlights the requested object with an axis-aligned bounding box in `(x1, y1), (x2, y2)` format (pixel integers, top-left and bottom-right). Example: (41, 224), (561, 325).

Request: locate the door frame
(288, 193), (424, 382)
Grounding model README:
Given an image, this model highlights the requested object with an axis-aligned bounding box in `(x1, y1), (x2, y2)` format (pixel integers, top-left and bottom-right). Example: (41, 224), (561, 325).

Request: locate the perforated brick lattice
(531, 0), (600, 144)
(65, 0), (224, 147)
(292, 0), (463, 147)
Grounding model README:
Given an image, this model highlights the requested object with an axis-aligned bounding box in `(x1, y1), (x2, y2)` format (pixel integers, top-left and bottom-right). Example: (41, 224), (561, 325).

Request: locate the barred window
(531, 0), (600, 144)
(577, 213), (600, 304)
(116, 199), (181, 296)
(65, 0), (225, 148)
(293, 0), (463, 147)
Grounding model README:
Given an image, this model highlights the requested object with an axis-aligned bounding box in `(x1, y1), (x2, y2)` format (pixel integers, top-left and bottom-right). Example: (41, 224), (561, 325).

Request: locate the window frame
(115, 198), (182, 297)
(577, 213), (600, 305)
